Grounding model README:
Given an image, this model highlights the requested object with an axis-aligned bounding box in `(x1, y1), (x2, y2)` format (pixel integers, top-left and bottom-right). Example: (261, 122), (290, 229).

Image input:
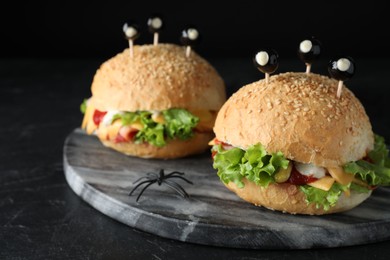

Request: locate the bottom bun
(225, 178), (371, 215)
(100, 132), (214, 159)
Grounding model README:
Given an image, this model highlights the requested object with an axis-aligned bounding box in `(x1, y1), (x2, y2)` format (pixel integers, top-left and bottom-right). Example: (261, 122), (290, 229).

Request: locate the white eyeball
(255, 51), (269, 66)
(124, 27), (137, 38)
(299, 40), (312, 53)
(337, 58), (351, 72)
(188, 29), (199, 40)
(151, 17), (162, 29)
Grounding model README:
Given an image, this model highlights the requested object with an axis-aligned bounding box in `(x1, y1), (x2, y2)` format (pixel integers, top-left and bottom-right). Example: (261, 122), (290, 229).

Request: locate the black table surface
(1, 57), (390, 259)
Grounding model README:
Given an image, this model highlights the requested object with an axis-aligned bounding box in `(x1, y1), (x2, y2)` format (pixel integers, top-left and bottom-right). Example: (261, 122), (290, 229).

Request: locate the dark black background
(2, 1), (390, 259)
(2, 1), (389, 59)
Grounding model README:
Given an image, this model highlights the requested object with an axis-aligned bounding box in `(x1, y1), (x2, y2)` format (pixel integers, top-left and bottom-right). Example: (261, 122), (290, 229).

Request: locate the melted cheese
(208, 138), (217, 146)
(191, 110), (216, 132)
(108, 120), (123, 140)
(82, 103), (98, 135)
(97, 124), (109, 140)
(327, 167), (354, 185)
(151, 112), (165, 124)
(307, 176), (335, 191)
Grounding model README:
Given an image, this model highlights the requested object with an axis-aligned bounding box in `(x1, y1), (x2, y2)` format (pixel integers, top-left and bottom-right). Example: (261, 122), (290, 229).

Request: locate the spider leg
(164, 171), (184, 178)
(135, 181), (157, 202)
(133, 176), (150, 184)
(129, 180), (154, 196)
(133, 172), (159, 184)
(164, 175), (193, 185)
(163, 180), (190, 198)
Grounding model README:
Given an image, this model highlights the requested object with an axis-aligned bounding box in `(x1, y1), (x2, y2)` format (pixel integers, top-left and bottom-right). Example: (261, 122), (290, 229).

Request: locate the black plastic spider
(129, 169), (193, 202)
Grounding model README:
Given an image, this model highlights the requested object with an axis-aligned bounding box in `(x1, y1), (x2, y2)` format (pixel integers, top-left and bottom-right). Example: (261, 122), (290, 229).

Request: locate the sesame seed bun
(214, 72), (374, 167)
(83, 43), (225, 158)
(91, 44), (226, 112)
(213, 72), (374, 214)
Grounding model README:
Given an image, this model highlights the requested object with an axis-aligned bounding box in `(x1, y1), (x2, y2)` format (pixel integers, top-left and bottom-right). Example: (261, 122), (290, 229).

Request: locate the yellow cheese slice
(307, 176), (335, 191)
(191, 110), (216, 132)
(151, 112), (165, 124)
(327, 167), (354, 185)
(86, 120), (98, 135)
(108, 120), (123, 140)
(97, 124), (109, 140)
(192, 110), (213, 121)
(208, 138), (217, 146)
(83, 104), (98, 135)
(82, 102), (94, 129)
(130, 121), (144, 130)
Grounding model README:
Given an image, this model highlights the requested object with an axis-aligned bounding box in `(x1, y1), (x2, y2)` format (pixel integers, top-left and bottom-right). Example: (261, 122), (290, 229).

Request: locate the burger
(210, 72), (390, 215)
(81, 44), (226, 158)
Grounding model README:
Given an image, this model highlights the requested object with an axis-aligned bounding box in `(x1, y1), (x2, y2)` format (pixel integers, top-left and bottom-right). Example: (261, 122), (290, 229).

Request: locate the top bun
(91, 43), (226, 112)
(214, 72), (374, 167)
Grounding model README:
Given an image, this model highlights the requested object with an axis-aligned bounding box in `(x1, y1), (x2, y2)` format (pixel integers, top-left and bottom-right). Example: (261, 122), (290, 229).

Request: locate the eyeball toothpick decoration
(123, 21), (140, 58)
(180, 26), (201, 58)
(253, 48), (279, 84)
(328, 56), (355, 98)
(297, 37), (321, 74)
(147, 15), (163, 46)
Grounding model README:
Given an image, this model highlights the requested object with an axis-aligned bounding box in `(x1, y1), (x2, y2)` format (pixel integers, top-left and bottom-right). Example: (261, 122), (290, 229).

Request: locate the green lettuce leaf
(212, 143), (289, 188)
(162, 108), (199, 140)
(368, 135), (390, 167)
(300, 183), (349, 211)
(213, 145), (245, 188)
(350, 182), (370, 194)
(80, 99), (88, 114)
(344, 135), (390, 186)
(300, 182), (371, 211)
(113, 109), (199, 147)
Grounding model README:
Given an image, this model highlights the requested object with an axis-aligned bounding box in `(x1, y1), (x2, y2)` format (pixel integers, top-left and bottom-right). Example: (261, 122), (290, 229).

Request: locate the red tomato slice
(93, 110), (107, 126)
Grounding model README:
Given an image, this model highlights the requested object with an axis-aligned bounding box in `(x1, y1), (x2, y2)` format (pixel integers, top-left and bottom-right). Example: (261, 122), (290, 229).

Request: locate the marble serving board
(63, 129), (390, 249)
